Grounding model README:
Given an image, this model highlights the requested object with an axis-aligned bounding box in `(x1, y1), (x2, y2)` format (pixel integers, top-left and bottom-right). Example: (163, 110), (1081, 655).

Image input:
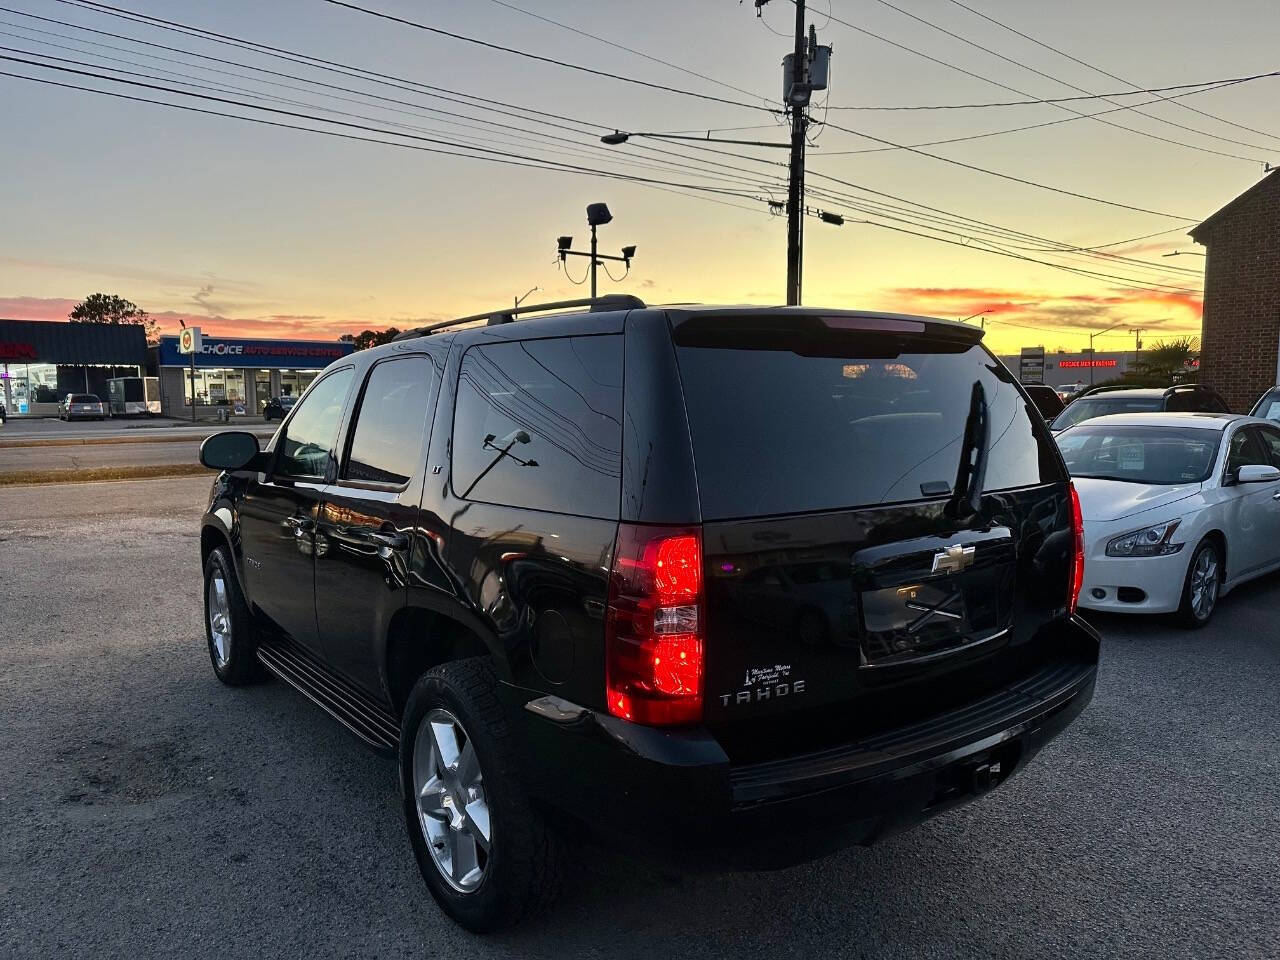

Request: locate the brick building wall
(1191, 170), (1280, 412)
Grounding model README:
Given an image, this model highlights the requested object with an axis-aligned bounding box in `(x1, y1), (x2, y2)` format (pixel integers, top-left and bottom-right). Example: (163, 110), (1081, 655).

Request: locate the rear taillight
(1069, 483), (1085, 615)
(605, 523), (704, 726)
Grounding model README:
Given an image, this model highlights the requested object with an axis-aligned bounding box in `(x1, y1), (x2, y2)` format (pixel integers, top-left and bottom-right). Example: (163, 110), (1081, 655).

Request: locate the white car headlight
(1105, 519), (1183, 558)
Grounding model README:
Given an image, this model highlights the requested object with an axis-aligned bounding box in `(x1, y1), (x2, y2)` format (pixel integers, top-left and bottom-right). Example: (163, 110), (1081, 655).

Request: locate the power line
(824, 71), (1280, 110)
(477, 0), (770, 103)
(814, 76), (1260, 155)
(854, 0), (1278, 160)
(818, 119), (1196, 219)
(803, 0), (1274, 163)
(26, 3), (790, 195)
(317, 0), (774, 112)
(943, 0), (1280, 143)
(7, 7), (789, 195)
(0, 56), (776, 202)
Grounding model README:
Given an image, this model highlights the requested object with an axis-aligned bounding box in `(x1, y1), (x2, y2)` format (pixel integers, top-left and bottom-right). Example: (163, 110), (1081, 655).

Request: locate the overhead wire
(799, 0), (1274, 163)
(942, 0), (1280, 143)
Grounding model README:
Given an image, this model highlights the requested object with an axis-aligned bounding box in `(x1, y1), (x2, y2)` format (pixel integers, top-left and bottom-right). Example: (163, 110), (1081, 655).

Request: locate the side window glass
(451, 336), (623, 517)
(1165, 392), (1193, 412)
(344, 356), (437, 486)
(1258, 427), (1280, 468)
(1226, 427), (1267, 476)
(276, 368), (354, 479)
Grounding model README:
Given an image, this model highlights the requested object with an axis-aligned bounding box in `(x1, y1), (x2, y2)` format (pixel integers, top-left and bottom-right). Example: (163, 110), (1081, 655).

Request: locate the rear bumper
(506, 617), (1099, 869)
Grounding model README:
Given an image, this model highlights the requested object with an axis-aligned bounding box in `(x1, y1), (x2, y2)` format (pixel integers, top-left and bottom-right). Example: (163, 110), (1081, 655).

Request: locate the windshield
(674, 328), (1056, 519)
(1058, 424), (1220, 484)
(1051, 396), (1162, 431)
(1250, 391), (1280, 422)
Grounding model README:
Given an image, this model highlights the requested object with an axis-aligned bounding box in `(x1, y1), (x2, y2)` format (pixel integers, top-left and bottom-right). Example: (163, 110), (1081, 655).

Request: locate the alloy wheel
(1189, 547), (1219, 621)
(207, 572), (232, 667)
(413, 708), (491, 893)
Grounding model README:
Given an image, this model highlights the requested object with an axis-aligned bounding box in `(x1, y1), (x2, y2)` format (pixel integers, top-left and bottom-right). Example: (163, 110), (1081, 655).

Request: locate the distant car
(59, 393), (107, 421)
(1056, 383), (1087, 402)
(262, 395), (298, 421)
(1248, 386), (1280, 423)
(1058, 412), (1280, 626)
(1022, 383), (1065, 420)
(1049, 385), (1228, 433)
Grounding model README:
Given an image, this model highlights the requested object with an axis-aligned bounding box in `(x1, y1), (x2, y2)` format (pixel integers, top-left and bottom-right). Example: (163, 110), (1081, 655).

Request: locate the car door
(237, 366), (355, 657)
(1218, 425), (1277, 578)
(1251, 424), (1280, 572)
(314, 352), (442, 697)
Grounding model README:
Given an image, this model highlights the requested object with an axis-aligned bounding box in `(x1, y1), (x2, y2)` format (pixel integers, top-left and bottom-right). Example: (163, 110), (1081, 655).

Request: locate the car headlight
(1105, 519), (1183, 557)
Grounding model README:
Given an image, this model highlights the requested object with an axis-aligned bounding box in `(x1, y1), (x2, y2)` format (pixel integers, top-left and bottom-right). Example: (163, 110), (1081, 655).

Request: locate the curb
(0, 463), (214, 487)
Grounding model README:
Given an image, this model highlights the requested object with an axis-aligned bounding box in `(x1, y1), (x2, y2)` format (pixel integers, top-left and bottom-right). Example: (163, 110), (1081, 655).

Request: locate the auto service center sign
(158, 335), (355, 370)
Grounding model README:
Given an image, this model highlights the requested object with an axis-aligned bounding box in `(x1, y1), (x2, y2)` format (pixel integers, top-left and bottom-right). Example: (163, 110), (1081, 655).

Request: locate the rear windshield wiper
(946, 381), (989, 518)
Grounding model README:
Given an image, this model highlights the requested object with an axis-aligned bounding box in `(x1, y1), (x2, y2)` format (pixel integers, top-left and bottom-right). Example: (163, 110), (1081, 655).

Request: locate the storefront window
(183, 369), (246, 406)
(255, 370), (271, 413)
(280, 369), (318, 398)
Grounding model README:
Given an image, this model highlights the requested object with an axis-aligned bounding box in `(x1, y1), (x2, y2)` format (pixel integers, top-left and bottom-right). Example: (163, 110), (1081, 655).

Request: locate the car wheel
(1177, 538), (1221, 628)
(400, 658), (564, 932)
(203, 546), (266, 684)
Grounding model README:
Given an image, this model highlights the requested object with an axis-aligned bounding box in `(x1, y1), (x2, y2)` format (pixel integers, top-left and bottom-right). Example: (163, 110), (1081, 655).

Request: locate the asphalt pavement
(1, 477), (1277, 959)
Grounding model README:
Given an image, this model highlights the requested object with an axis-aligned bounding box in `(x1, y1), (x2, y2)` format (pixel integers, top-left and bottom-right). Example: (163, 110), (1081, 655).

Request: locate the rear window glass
(1051, 396), (1161, 430)
(72, 395), (99, 403)
(1058, 425), (1220, 484)
(452, 335), (623, 517)
(674, 329), (1056, 519)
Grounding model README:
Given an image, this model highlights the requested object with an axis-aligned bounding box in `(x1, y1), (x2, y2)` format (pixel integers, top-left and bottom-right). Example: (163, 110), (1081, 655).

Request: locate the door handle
(282, 515), (315, 536)
(369, 531), (408, 551)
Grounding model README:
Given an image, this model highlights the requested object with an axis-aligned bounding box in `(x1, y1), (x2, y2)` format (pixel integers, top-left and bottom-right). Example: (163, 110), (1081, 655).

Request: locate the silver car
(59, 393), (108, 421)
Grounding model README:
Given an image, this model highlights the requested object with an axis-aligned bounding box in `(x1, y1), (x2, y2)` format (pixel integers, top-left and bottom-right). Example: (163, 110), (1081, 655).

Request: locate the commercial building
(1, 318), (147, 417)
(154, 333), (355, 417)
(996, 349), (1139, 388)
(1190, 168), (1280, 412)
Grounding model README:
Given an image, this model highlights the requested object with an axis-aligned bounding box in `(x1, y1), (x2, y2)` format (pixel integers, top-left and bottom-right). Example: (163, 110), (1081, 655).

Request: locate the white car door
(1251, 424), (1280, 573)
(1219, 425), (1280, 579)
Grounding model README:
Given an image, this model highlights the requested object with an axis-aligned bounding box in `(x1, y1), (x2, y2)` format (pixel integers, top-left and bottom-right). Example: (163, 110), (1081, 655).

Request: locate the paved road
(2, 477), (1277, 959)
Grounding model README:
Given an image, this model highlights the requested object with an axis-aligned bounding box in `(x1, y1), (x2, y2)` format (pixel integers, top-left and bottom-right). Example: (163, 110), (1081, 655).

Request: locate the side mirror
(200, 431), (261, 471)
(1235, 463), (1280, 484)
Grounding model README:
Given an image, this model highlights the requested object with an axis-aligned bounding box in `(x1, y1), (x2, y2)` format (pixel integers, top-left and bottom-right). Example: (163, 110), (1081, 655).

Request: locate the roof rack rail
(393, 294), (645, 341)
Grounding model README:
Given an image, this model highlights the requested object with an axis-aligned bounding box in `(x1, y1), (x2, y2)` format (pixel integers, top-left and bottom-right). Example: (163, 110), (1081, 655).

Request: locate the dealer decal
(718, 663), (806, 707)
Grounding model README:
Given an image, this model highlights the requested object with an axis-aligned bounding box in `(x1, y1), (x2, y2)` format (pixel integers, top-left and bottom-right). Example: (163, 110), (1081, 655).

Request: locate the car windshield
(1058, 424), (1221, 484)
(1051, 396), (1162, 431)
(1250, 391), (1280, 422)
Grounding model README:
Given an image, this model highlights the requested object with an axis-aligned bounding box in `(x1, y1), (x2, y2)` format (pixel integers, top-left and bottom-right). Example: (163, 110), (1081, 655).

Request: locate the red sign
(1058, 359), (1117, 369)
(0, 341), (38, 362)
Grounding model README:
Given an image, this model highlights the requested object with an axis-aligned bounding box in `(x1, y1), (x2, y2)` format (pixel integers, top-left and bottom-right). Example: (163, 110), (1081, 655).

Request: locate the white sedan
(1057, 412), (1280, 626)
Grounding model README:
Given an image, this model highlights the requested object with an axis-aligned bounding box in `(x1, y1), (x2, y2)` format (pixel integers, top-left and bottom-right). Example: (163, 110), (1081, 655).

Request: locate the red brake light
(1069, 483), (1085, 615)
(606, 524), (704, 726)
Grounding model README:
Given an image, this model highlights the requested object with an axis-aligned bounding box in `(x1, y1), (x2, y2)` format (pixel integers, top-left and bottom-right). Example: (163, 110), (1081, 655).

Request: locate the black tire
(1176, 537), (1222, 628)
(399, 658), (564, 932)
(202, 546), (267, 684)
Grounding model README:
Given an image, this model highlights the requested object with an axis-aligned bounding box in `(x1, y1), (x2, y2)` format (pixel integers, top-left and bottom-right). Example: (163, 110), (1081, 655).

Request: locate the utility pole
(785, 0), (807, 306)
(1129, 327), (1145, 354)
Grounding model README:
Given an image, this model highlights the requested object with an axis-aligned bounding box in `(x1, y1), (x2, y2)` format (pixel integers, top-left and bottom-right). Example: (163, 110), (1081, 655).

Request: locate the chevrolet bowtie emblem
(931, 543), (976, 575)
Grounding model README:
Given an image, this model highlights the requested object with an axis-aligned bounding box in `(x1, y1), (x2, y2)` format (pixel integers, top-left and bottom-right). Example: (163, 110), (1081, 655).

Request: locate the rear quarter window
(451, 335), (623, 518)
(674, 331), (1058, 520)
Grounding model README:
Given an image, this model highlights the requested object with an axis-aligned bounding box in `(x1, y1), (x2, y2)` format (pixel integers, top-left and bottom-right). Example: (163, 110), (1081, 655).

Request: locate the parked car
(1248, 386), (1280, 423)
(197, 297), (1099, 931)
(1049, 384), (1228, 433)
(262, 395), (298, 421)
(1057, 412), (1280, 626)
(1022, 383), (1066, 421)
(58, 393), (107, 421)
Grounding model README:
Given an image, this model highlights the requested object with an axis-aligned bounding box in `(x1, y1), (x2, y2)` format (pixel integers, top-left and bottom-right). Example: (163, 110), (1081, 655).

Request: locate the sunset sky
(2, 0), (1278, 353)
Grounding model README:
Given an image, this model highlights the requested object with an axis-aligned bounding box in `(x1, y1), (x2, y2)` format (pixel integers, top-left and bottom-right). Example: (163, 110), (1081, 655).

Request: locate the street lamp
(1088, 321), (1126, 385)
(601, 130), (790, 149)
(514, 286), (539, 310)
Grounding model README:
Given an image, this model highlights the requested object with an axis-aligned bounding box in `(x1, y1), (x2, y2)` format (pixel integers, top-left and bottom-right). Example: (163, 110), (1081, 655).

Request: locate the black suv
(198, 297), (1099, 931)
(1050, 383), (1229, 432)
